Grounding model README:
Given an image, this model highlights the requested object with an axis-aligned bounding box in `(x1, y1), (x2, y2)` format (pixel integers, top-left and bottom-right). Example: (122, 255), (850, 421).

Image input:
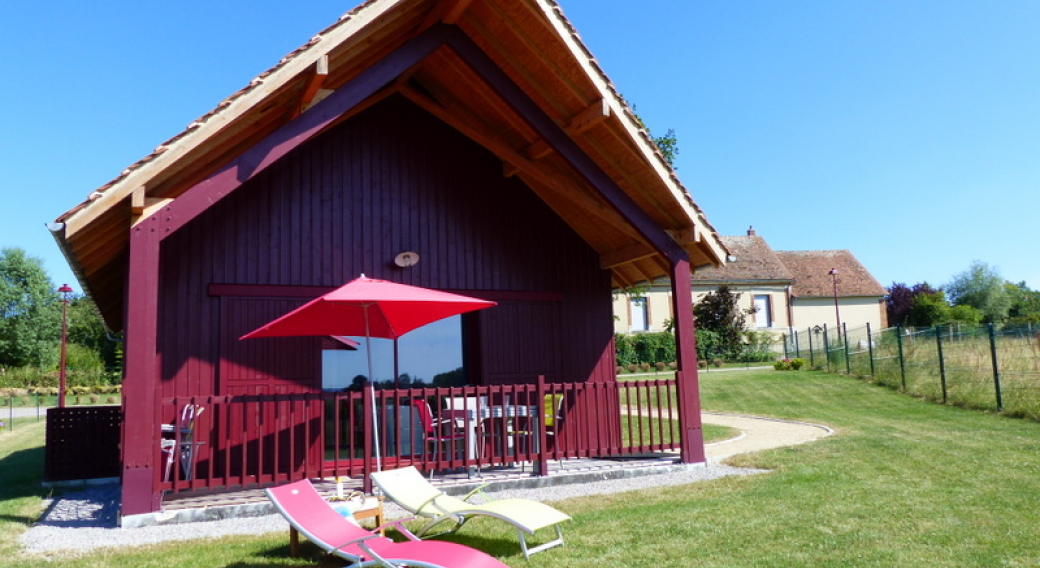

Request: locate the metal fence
(784, 323), (1040, 419)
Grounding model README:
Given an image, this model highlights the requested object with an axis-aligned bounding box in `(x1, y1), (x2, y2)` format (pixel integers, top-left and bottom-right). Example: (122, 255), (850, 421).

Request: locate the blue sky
(2, 1), (1038, 296)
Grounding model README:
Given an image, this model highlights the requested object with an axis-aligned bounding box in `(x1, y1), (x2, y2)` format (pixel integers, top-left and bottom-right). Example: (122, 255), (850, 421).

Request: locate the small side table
(289, 495), (384, 557)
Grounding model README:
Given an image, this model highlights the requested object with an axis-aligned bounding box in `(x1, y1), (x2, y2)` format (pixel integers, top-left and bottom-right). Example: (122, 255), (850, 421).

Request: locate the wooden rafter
(419, 0), (474, 30)
(397, 85), (642, 242)
(296, 55), (330, 116)
(600, 242), (657, 270)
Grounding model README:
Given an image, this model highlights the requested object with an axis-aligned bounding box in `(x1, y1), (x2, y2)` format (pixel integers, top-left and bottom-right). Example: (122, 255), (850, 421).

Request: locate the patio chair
(265, 479), (511, 568)
(370, 465), (570, 559)
(160, 404), (204, 481)
(412, 399), (467, 472)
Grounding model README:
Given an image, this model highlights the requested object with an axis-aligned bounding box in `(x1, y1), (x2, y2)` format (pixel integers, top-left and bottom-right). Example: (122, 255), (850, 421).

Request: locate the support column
(121, 215), (163, 516)
(670, 259), (705, 463)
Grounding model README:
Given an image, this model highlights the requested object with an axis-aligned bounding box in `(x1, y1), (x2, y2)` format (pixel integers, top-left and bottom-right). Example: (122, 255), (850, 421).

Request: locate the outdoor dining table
(443, 404), (540, 463)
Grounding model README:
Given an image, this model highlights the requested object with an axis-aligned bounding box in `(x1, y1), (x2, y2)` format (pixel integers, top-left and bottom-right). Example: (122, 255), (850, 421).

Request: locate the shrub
(615, 366), (625, 375)
(790, 358), (807, 370)
(639, 363), (651, 372)
(654, 362), (666, 372)
(774, 359), (792, 371)
(712, 358), (724, 368)
(626, 364), (638, 373)
(698, 360), (708, 369)
(668, 361), (677, 370)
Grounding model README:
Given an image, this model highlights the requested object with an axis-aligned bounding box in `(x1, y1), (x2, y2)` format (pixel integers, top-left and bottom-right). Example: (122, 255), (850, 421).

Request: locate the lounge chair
(370, 466), (570, 559)
(266, 479), (512, 568)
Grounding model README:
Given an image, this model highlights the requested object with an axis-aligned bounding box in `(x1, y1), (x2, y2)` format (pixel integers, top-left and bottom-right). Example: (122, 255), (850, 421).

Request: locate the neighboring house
(50, 0), (727, 521)
(615, 227), (887, 339)
(775, 249), (889, 333)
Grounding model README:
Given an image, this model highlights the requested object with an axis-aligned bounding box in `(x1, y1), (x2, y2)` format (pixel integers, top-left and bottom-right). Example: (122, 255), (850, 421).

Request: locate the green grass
(4, 370), (1040, 567)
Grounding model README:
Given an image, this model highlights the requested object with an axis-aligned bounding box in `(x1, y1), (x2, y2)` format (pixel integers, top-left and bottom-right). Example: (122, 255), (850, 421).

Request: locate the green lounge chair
(370, 466), (570, 559)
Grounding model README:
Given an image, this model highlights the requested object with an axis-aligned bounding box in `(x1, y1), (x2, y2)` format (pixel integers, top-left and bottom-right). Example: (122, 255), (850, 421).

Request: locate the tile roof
(691, 235), (794, 282)
(774, 250), (887, 298)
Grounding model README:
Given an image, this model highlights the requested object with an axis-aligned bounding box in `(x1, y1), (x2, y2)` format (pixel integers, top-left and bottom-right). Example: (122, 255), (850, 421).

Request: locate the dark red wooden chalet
(51, 0), (728, 521)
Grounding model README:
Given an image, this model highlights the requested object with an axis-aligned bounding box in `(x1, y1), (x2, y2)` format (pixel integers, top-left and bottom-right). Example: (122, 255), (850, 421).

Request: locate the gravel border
(19, 464), (763, 557)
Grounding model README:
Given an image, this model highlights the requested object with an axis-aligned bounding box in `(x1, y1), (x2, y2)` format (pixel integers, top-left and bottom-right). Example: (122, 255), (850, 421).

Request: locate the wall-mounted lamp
(394, 251), (420, 268)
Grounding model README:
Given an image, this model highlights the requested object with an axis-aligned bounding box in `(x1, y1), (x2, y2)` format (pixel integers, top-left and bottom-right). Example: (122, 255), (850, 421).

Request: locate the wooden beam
(154, 26), (451, 240)
(129, 186), (147, 215)
(399, 86), (642, 241)
(502, 161), (520, 178)
(600, 242), (656, 270)
(667, 225), (699, 244)
(297, 55), (330, 116)
(131, 198), (173, 227)
(442, 27), (688, 263)
(420, 0), (474, 30)
(567, 98), (610, 134)
(525, 139), (552, 160)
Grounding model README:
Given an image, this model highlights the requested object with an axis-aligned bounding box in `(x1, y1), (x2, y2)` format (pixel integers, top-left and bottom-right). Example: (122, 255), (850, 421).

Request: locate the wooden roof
(775, 250), (887, 299)
(52, 0), (727, 330)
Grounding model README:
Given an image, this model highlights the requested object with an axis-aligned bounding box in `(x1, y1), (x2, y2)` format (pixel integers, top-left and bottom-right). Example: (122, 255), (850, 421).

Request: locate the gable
(52, 0), (727, 331)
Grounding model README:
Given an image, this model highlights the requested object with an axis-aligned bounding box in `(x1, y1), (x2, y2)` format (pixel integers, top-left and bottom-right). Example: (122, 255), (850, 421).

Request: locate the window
(753, 295), (772, 328)
(629, 297), (649, 332)
(321, 315), (466, 390)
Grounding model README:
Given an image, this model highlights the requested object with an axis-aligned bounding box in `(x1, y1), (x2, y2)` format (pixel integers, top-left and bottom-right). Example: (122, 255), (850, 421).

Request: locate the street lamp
(57, 284), (73, 408)
(828, 269), (841, 332)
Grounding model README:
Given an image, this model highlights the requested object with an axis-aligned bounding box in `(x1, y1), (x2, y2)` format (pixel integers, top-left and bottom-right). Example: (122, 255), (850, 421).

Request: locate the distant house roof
(691, 235), (793, 283)
(775, 250), (887, 298)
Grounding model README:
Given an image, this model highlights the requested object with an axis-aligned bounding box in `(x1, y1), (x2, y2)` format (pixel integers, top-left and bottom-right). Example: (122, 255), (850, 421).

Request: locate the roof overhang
(53, 0), (727, 331)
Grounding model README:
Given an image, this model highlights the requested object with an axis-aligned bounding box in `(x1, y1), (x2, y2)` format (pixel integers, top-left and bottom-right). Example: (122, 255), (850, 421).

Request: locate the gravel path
(19, 413), (831, 557)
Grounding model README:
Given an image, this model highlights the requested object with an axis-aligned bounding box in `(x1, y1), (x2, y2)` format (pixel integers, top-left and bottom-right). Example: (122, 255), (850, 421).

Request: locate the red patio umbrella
(240, 275), (496, 469)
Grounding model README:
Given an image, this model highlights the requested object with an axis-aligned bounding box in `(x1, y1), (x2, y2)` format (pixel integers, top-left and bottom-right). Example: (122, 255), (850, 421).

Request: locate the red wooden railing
(158, 376), (684, 494)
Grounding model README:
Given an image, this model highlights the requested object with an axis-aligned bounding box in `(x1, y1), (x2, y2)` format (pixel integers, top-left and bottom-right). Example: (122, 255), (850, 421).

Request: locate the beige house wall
(789, 297), (887, 333)
(613, 282), (794, 336)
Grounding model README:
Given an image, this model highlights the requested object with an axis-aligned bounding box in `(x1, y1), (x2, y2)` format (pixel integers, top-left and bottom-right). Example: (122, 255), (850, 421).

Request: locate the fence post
(782, 333), (789, 359)
(866, 322), (875, 377)
(896, 326), (907, 390)
(987, 323), (1003, 412)
(843, 323), (851, 374)
(935, 325), (947, 404)
(823, 324), (831, 372)
(808, 328), (815, 368)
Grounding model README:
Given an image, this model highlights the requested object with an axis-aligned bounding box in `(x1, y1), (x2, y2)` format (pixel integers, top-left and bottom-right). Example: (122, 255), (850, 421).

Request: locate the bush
(698, 360), (708, 369)
(712, 358), (723, 368)
(775, 358), (808, 371)
(654, 362), (666, 372)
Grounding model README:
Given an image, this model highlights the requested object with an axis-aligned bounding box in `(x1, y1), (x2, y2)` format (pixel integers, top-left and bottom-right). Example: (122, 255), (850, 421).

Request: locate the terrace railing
(158, 375), (685, 494)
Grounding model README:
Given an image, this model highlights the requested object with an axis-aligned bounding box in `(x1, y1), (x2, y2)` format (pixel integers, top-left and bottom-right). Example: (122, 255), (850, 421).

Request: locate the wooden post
(121, 215), (163, 516)
(669, 259), (704, 463)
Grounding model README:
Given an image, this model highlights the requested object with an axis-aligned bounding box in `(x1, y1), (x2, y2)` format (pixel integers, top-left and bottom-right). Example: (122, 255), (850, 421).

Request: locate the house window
(322, 315), (465, 390)
(630, 297), (649, 332)
(753, 295), (772, 328)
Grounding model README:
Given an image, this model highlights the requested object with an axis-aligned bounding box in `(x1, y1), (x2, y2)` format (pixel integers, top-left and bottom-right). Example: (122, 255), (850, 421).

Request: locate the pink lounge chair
(266, 479), (512, 568)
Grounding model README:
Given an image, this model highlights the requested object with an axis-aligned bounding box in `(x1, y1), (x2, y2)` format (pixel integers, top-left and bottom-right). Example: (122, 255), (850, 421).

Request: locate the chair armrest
(461, 483), (494, 503)
(330, 534), (400, 568)
(372, 516), (423, 541)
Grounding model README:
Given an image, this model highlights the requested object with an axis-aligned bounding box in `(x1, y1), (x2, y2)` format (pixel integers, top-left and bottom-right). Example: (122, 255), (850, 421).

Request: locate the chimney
(747, 225), (756, 236)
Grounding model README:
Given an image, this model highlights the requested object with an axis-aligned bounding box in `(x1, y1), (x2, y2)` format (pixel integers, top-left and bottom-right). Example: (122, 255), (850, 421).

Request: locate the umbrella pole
(365, 305), (382, 471)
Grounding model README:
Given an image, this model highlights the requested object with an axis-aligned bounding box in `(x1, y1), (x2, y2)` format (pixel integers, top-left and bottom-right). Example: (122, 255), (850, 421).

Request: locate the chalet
(616, 228), (887, 340)
(50, 0), (727, 523)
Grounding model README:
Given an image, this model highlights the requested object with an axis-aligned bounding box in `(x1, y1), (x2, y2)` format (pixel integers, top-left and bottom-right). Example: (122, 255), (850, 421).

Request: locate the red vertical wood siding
(155, 94), (616, 450)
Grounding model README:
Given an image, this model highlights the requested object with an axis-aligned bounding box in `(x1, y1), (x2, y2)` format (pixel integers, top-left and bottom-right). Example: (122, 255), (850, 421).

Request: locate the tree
(66, 295), (121, 370)
(693, 285), (750, 359)
(887, 282), (938, 327)
(946, 261), (1010, 323)
(904, 290), (952, 328)
(0, 248), (61, 368)
(1004, 281), (1040, 325)
(626, 98), (679, 168)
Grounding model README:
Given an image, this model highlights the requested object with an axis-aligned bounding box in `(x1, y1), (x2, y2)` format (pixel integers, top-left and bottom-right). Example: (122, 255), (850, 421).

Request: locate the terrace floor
(135, 412), (832, 528)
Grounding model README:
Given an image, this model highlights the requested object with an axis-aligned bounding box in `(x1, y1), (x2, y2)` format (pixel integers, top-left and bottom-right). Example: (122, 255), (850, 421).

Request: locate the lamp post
(828, 269), (841, 332)
(57, 284), (73, 408)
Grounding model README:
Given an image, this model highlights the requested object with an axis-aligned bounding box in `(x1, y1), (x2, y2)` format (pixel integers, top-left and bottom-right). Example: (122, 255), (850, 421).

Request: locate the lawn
(3, 370), (1039, 567)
